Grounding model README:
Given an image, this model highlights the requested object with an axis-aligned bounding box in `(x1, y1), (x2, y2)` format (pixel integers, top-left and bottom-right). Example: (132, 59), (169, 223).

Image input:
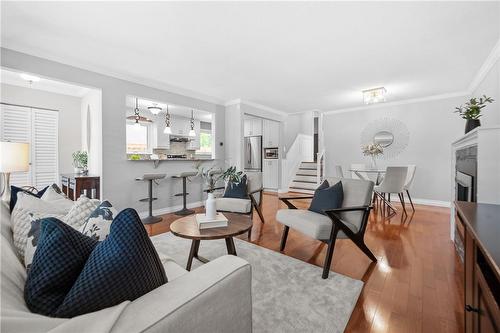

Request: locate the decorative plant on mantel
(454, 95), (494, 134)
(361, 143), (383, 168)
(72, 150), (88, 174)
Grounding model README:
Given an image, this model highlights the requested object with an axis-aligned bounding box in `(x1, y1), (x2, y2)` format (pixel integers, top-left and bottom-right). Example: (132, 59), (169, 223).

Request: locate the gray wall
(0, 83), (82, 174)
(323, 96), (466, 203)
(472, 59), (500, 126)
(1, 48), (225, 214)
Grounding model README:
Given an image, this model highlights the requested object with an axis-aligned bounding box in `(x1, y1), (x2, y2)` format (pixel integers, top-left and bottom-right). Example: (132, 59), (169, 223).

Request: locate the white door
(31, 109), (59, 188)
(0, 104), (59, 189)
(0, 105), (32, 187)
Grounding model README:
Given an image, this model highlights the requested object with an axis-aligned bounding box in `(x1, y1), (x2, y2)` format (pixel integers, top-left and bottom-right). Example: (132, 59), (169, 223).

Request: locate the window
(126, 122), (151, 153)
(196, 129), (212, 155)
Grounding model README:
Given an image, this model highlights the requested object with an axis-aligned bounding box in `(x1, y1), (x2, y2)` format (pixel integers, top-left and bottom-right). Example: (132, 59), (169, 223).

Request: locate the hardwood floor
(147, 192), (464, 333)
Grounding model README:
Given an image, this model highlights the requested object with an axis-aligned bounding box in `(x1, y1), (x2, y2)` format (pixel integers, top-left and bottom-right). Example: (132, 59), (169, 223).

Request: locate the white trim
(138, 200), (204, 219)
(224, 98), (288, 117)
(468, 38), (500, 93)
(323, 91), (469, 115)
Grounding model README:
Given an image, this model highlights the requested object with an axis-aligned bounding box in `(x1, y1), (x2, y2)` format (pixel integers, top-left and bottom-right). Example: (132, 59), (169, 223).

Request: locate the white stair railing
(316, 149), (325, 185)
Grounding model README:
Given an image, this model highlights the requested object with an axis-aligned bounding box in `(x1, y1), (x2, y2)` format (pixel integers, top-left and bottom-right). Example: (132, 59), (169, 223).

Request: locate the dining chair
(373, 166), (408, 215)
(276, 177), (376, 279)
(335, 165), (344, 178)
(350, 164), (369, 180)
(403, 165), (416, 211)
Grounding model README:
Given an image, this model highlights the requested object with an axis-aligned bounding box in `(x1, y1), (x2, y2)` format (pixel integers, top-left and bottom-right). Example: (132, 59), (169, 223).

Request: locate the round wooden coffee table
(170, 212), (253, 271)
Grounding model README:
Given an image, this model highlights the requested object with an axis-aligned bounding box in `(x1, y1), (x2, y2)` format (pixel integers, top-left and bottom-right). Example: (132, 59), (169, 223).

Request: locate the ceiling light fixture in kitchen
(188, 110), (196, 137)
(148, 103), (162, 115)
(133, 98), (141, 128)
(362, 87), (387, 104)
(163, 105), (172, 134)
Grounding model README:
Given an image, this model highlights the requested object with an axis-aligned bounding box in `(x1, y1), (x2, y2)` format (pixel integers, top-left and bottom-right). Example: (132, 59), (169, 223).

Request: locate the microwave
(264, 147), (279, 159)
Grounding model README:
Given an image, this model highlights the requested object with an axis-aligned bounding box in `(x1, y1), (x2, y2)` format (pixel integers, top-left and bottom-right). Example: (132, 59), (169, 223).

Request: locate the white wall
(471, 58), (500, 126)
(0, 83), (82, 174)
(80, 89), (102, 175)
(1, 48), (225, 213)
(323, 96), (466, 203)
(224, 103), (243, 169)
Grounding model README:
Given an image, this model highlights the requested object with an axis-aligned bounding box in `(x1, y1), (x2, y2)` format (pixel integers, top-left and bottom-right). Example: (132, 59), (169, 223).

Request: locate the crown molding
(323, 90), (469, 115)
(468, 38), (500, 93)
(224, 98), (288, 117)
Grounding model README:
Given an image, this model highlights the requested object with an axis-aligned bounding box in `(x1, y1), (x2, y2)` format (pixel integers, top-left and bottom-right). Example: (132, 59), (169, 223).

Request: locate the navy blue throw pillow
(223, 174), (248, 199)
(308, 180), (344, 215)
(55, 208), (167, 318)
(10, 185), (49, 212)
(25, 218), (98, 316)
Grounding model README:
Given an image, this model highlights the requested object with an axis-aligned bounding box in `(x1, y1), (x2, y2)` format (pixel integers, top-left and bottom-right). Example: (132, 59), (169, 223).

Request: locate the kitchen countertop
(128, 158), (214, 161)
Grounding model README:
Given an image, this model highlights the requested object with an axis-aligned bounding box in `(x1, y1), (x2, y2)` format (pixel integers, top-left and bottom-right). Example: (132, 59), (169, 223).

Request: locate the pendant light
(148, 103), (162, 115)
(188, 110), (196, 137)
(163, 105), (172, 134)
(133, 98), (141, 128)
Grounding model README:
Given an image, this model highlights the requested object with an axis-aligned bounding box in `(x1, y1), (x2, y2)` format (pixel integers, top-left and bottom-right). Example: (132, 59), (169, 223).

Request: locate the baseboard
(388, 197), (450, 208)
(138, 201), (204, 219)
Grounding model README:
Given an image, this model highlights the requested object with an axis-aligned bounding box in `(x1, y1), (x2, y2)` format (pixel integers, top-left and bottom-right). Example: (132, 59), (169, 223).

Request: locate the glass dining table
(348, 167), (386, 185)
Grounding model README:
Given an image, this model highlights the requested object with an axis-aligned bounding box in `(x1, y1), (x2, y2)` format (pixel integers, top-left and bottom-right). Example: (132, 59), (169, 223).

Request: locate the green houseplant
(72, 150), (88, 174)
(454, 95), (494, 133)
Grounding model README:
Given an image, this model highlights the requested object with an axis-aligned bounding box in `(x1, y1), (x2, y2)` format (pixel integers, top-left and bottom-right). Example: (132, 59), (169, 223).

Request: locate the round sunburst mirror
(361, 118), (409, 159)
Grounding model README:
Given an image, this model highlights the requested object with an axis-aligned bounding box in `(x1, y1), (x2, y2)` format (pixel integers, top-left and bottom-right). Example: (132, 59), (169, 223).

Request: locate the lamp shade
(0, 142), (30, 172)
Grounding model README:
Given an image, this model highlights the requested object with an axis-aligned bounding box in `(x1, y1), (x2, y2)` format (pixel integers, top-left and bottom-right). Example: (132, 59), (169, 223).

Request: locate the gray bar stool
(172, 171), (198, 216)
(135, 173), (166, 224)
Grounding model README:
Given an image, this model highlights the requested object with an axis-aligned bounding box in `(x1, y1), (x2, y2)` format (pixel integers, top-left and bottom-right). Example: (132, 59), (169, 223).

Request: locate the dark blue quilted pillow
(55, 208), (167, 318)
(223, 174), (248, 199)
(309, 180), (344, 215)
(10, 185), (49, 212)
(24, 218), (98, 316)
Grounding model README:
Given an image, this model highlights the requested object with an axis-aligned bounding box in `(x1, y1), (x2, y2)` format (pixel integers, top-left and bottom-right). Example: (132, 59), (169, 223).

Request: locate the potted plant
(361, 143), (383, 168)
(454, 95), (494, 133)
(72, 150), (88, 174)
(196, 164), (243, 219)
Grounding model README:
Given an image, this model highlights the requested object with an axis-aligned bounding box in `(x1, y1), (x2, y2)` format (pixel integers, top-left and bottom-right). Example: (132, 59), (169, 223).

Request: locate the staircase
(289, 161), (319, 194)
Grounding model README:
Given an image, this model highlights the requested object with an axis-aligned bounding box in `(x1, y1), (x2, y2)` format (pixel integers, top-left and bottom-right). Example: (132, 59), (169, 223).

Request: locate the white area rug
(152, 232), (363, 333)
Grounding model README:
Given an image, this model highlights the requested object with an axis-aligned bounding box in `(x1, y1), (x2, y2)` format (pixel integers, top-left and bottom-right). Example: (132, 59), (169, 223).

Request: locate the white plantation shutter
(0, 104), (59, 190)
(0, 105), (32, 187)
(32, 109), (58, 188)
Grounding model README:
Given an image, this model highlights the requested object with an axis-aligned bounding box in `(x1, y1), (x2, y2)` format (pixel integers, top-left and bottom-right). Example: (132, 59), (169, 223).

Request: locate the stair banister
(316, 149), (325, 185)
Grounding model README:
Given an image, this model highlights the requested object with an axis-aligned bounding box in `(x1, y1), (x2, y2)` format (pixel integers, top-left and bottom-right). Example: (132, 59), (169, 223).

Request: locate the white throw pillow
(11, 193), (69, 258)
(64, 196), (100, 230)
(41, 184), (74, 211)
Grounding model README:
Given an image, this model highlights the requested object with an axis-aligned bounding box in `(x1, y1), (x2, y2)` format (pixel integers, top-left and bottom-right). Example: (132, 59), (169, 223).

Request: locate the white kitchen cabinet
(244, 117), (262, 137)
(263, 159), (279, 189)
(170, 116), (190, 136)
(263, 119), (280, 147)
(156, 130), (170, 149)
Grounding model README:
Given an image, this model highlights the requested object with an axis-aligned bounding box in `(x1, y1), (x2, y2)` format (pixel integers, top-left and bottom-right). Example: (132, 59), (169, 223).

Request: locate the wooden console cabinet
(61, 174), (100, 201)
(455, 202), (500, 333)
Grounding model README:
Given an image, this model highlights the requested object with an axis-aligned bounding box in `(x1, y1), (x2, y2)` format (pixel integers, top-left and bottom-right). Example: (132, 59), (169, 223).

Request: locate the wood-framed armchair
(209, 172), (265, 236)
(277, 177), (377, 279)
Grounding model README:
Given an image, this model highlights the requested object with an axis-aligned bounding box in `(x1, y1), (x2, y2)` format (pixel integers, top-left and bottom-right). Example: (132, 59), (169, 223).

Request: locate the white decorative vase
(205, 192), (217, 220)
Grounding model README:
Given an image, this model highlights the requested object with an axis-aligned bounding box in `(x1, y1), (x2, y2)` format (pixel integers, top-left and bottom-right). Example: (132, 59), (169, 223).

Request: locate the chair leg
(280, 226), (289, 251)
(322, 226), (340, 279)
(398, 192), (407, 215)
(406, 189), (415, 211)
(353, 236), (378, 262)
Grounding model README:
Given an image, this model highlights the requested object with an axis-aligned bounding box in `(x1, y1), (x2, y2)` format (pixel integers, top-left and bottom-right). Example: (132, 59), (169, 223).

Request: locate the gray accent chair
(211, 172), (265, 236)
(277, 177), (376, 279)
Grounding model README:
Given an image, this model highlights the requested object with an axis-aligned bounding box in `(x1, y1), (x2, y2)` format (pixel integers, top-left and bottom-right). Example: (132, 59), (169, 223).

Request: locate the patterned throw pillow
(54, 208), (167, 318)
(79, 201), (117, 241)
(21, 196), (99, 266)
(24, 218), (98, 316)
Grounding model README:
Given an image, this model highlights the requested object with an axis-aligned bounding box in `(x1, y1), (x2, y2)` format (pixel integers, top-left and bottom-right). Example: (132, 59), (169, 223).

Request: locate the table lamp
(0, 141), (30, 202)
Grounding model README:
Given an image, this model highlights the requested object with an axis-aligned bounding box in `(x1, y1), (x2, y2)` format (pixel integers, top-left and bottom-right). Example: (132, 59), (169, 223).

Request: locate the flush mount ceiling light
(163, 105), (172, 134)
(148, 103), (162, 115)
(188, 110), (196, 137)
(362, 87), (387, 105)
(19, 73), (41, 82)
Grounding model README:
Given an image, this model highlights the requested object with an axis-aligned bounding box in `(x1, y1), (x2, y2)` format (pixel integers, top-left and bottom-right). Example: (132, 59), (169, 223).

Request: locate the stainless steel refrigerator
(244, 136), (262, 171)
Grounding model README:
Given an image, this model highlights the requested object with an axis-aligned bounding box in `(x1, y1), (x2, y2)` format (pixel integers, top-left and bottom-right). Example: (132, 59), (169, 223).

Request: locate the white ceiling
(1, 2), (499, 113)
(1, 68), (91, 97)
